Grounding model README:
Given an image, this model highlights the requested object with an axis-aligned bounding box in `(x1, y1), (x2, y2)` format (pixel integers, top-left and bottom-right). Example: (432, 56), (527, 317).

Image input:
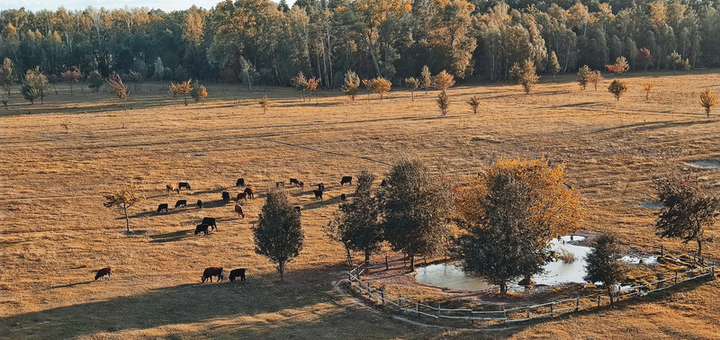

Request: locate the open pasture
(1, 71), (720, 339)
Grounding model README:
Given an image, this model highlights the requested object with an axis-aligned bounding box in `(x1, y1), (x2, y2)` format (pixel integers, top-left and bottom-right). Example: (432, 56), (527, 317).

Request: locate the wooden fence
(347, 263), (716, 324)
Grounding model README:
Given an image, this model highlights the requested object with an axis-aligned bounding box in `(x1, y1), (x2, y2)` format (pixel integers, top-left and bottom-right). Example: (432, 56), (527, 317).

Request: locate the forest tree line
(1, 0), (720, 88)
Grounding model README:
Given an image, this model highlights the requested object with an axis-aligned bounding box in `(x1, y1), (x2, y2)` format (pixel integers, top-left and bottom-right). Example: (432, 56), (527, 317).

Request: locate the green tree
(1, 58), (16, 96)
(103, 186), (144, 233)
(584, 233), (627, 306)
(509, 59), (539, 94)
(20, 67), (49, 104)
(437, 90), (449, 115)
(324, 171), (382, 268)
(253, 189), (304, 282)
(667, 51), (683, 73)
(654, 173), (719, 260)
(456, 158), (583, 293)
(380, 157), (452, 271)
(607, 79), (628, 101)
(420, 65), (432, 93)
(87, 70), (104, 93)
(405, 77), (419, 101)
(548, 51), (560, 81)
(342, 71), (361, 101)
(577, 65), (592, 90)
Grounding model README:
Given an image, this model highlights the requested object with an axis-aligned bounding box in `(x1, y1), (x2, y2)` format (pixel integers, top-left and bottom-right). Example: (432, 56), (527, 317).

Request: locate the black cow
(195, 224), (210, 236)
(244, 188), (254, 199)
(313, 190), (323, 200)
(222, 191), (230, 203)
(202, 267), (223, 283)
(294, 206), (302, 215)
(197, 200), (203, 209)
(202, 217), (217, 230)
(380, 179), (388, 187)
(290, 178), (301, 186)
(276, 181), (285, 188)
(341, 176), (353, 185)
(340, 193), (347, 201)
(95, 267), (112, 281)
(317, 183), (325, 191)
(175, 200), (187, 208)
(157, 203), (169, 213)
(178, 182), (191, 190)
(236, 192), (247, 201)
(236, 178), (245, 187)
(229, 268), (246, 282)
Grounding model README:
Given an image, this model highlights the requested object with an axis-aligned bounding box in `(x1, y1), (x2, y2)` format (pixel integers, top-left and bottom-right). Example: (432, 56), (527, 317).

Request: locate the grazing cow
(178, 182), (191, 190)
(175, 200), (187, 209)
(166, 184), (180, 195)
(294, 206), (302, 215)
(290, 178), (301, 186)
(236, 192), (247, 202)
(197, 200), (203, 209)
(317, 183), (325, 191)
(202, 267), (224, 283)
(380, 179), (388, 187)
(244, 188), (254, 199)
(276, 181), (285, 188)
(340, 194), (347, 201)
(95, 267), (112, 281)
(157, 203), (169, 213)
(236, 178), (245, 187)
(201, 217), (217, 230)
(235, 204), (245, 218)
(229, 268), (246, 282)
(313, 189), (323, 200)
(299, 181), (305, 189)
(195, 224), (210, 236)
(340, 176), (353, 186)
(222, 191), (230, 203)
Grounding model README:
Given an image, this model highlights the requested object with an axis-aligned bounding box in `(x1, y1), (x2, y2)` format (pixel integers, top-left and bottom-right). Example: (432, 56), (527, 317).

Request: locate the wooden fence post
(550, 302), (555, 317)
(416, 302), (420, 316)
(398, 295), (402, 313)
(381, 291), (385, 306)
(575, 297), (580, 312)
(437, 304), (441, 318)
(385, 255), (389, 270)
(675, 271), (678, 285)
(503, 306), (507, 320)
(597, 295), (601, 307)
(526, 308), (530, 319)
(660, 245), (664, 255)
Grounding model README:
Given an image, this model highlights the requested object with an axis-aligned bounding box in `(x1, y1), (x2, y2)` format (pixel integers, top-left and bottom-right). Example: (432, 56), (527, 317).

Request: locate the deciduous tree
(368, 77), (391, 100)
(607, 79), (628, 101)
(405, 77), (419, 101)
(433, 70), (455, 91)
(420, 65), (432, 93)
(437, 90), (449, 115)
(106, 73), (129, 110)
(588, 70), (603, 91)
(1, 58), (16, 96)
(642, 82), (655, 101)
(509, 59), (539, 94)
(87, 70), (104, 93)
(61, 67), (82, 94)
(169, 79), (192, 106)
(606, 56), (629, 76)
(190, 83), (208, 104)
(467, 95), (480, 115)
(700, 88), (718, 118)
(654, 173), (719, 260)
(259, 95), (270, 114)
(548, 51), (560, 81)
(20, 67), (48, 104)
(103, 186), (144, 233)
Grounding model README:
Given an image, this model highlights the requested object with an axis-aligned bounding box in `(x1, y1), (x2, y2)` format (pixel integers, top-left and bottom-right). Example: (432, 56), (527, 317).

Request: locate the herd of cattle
(95, 176), (373, 283)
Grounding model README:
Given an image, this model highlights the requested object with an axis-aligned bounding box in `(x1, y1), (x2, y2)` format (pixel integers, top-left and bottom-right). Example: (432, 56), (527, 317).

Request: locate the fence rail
(347, 262), (715, 324)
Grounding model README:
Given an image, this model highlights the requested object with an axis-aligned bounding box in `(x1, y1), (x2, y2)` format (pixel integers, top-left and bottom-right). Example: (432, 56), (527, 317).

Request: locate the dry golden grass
(1, 70), (719, 339)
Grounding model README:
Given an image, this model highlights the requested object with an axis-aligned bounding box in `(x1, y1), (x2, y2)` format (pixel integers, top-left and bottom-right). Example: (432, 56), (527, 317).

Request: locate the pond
(640, 200), (663, 209)
(415, 235), (656, 293)
(685, 159), (720, 169)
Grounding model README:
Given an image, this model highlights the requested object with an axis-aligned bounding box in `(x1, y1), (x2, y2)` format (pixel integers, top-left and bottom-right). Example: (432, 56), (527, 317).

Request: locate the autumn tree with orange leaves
(456, 158), (583, 293)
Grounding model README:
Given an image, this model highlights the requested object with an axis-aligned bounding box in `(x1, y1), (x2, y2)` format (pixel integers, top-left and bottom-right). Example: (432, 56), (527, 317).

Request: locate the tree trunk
(500, 282), (507, 294)
(124, 203), (130, 232)
(364, 250), (370, 266)
(279, 261), (285, 282)
(697, 239), (703, 263)
(409, 254), (415, 272)
(345, 246), (353, 267)
(411, 90), (414, 101)
(183, 95), (187, 106)
(607, 285), (614, 306)
(364, 31), (382, 78)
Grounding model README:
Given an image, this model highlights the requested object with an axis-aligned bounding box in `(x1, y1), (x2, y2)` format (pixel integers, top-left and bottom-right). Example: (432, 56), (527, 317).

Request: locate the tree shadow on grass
(0, 264), (352, 339)
(149, 230), (192, 243)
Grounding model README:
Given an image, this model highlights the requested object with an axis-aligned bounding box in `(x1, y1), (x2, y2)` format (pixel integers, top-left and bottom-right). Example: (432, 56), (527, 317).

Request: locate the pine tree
(588, 70), (604, 91)
(548, 51), (560, 81)
(467, 95), (480, 115)
(437, 90), (449, 115)
(169, 79), (192, 105)
(190, 83), (208, 104)
(577, 65), (592, 90)
(87, 70), (104, 93)
(259, 95), (270, 114)
(607, 79), (628, 101)
(342, 71), (361, 101)
(106, 73), (130, 110)
(700, 88), (718, 118)
(1, 58), (16, 96)
(509, 59), (539, 94)
(433, 70), (455, 91)
(420, 65), (432, 93)
(253, 190), (304, 282)
(369, 77), (391, 100)
(584, 233), (626, 306)
(405, 77), (419, 101)
(642, 82), (655, 101)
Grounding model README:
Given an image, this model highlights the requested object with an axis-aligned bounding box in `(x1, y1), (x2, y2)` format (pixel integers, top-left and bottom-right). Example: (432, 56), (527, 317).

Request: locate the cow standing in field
(236, 178), (245, 187)
(197, 200), (203, 209)
(229, 268), (246, 282)
(317, 183), (325, 191)
(202, 217), (217, 230)
(244, 188), (254, 199)
(175, 200), (187, 208)
(313, 190), (323, 200)
(95, 267), (112, 281)
(166, 184), (180, 195)
(202, 267), (224, 283)
(195, 224), (210, 236)
(178, 182), (191, 190)
(340, 194), (347, 201)
(236, 192), (247, 202)
(157, 203), (169, 213)
(340, 176), (353, 186)
(222, 192), (230, 203)
(235, 204), (245, 218)
(290, 178), (301, 186)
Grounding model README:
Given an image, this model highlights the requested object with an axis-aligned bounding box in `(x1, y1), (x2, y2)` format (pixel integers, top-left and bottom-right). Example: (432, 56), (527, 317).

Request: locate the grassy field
(1, 71), (719, 339)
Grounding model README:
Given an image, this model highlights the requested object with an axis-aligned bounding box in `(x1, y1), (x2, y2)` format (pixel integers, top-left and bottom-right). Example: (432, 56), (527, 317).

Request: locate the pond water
(685, 159), (720, 169)
(640, 200), (663, 209)
(416, 235), (655, 292)
(190, 154), (206, 158)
